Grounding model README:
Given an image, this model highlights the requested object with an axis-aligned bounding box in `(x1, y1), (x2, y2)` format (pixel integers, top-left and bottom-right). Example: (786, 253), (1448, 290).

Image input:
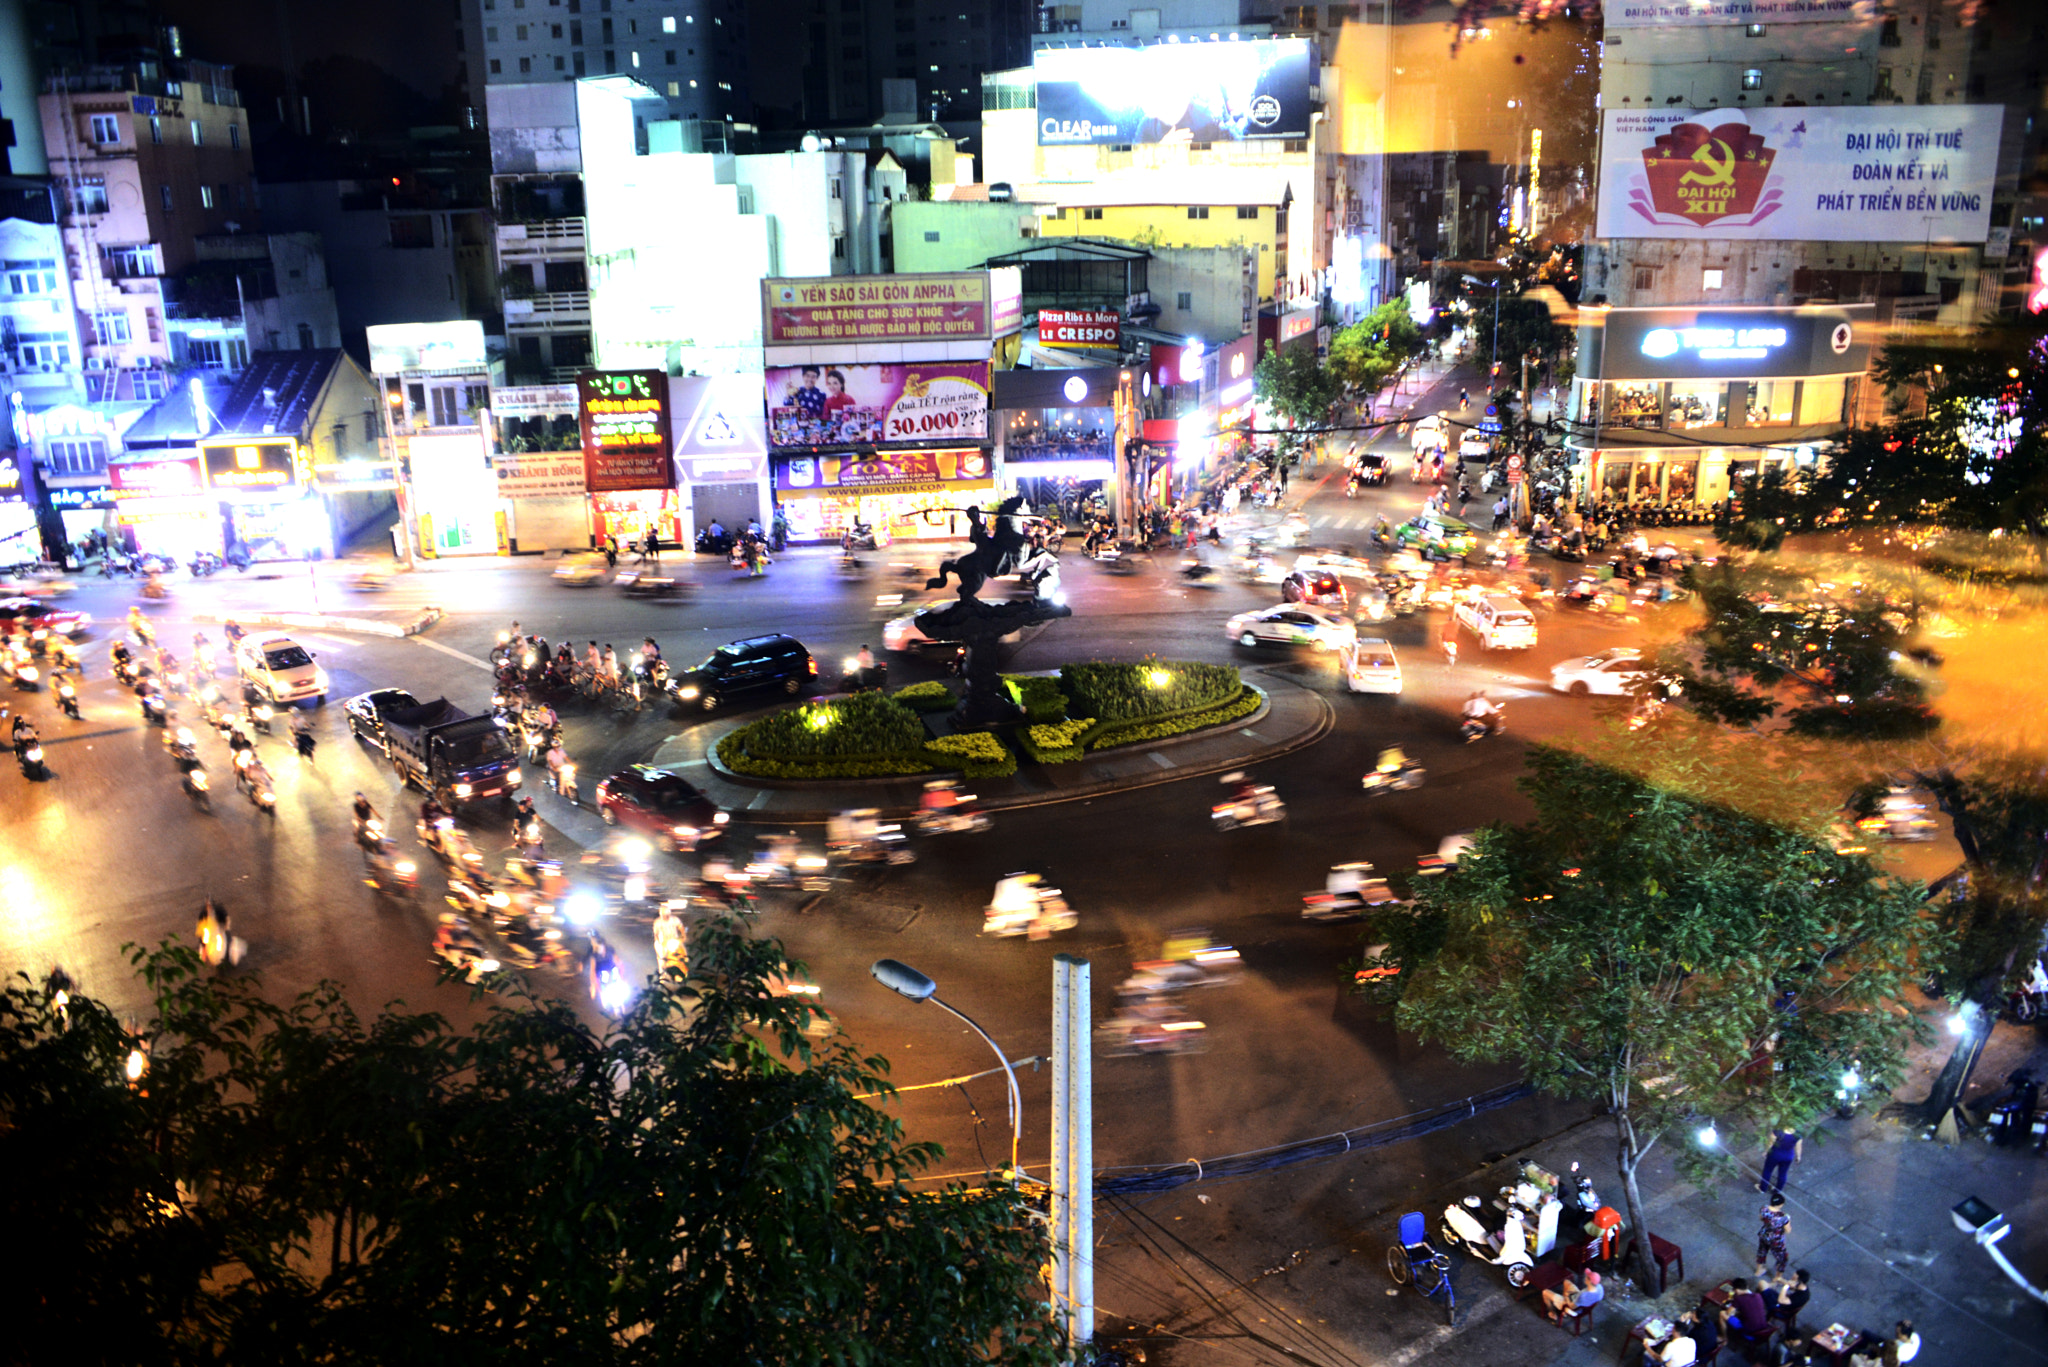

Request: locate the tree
(1369, 745), (1938, 1289)
(1327, 300), (1425, 407)
(1, 925), (1063, 1365)
(1253, 339), (1344, 433)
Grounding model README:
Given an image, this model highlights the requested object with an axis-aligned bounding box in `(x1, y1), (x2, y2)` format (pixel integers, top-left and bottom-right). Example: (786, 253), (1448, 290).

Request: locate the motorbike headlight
(24, 746), (41, 762)
(487, 892), (512, 909)
(191, 770), (209, 790)
(18, 666), (36, 681)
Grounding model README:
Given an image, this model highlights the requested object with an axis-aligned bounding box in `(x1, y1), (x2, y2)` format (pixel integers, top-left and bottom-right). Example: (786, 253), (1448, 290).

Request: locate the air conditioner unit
(85, 357), (105, 370)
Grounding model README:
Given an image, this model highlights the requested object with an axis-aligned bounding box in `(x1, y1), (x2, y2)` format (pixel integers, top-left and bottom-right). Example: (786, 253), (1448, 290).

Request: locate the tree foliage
(1372, 745), (1938, 1288)
(1253, 338), (1344, 432)
(1, 925), (1062, 1366)
(1327, 300), (1425, 398)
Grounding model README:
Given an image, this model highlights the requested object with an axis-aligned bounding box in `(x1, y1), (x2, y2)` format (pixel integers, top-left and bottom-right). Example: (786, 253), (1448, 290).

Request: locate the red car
(0, 597), (89, 640)
(595, 764), (729, 851)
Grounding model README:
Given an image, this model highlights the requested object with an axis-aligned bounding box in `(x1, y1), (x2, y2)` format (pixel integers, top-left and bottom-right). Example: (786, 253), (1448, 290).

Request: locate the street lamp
(871, 958), (1023, 1178)
(1952, 1197), (2048, 1306)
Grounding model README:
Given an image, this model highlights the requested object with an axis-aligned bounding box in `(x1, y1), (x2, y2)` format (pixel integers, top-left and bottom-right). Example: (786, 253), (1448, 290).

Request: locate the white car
(1226, 604), (1356, 651)
(1551, 648), (1671, 698)
(1293, 549), (1379, 582)
(1452, 593), (1538, 651)
(1340, 639), (1402, 694)
(237, 634), (328, 705)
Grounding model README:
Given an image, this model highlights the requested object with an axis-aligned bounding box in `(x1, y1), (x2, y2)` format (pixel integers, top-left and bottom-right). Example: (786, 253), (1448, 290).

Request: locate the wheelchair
(1386, 1211), (1457, 1326)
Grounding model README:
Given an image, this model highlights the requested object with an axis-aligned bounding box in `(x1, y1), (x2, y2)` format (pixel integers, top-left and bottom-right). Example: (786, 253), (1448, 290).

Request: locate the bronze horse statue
(926, 497), (1032, 599)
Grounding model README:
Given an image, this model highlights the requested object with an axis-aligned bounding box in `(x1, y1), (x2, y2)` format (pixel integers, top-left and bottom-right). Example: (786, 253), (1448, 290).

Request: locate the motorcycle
(1459, 708), (1505, 743)
(167, 727), (203, 771)
(246, 770), (277, 815)
(1438, 1194), (1535, 1288)
(1211, 783), (1285, 831)
(983, 874), (1076, 939)
(1302, 862), (1408, 922)
(825, 809), (915, 866)
(17, 737), (46, 779)
(54, 677), (80, 719)
(140, 574), (170, 600)
(419, 818), (484, 873)
(838, 657), (888, 693)
(432, 913), (502, 984)
(362, 839), (419, 897)
(1361, 761), (1426, 795)
(196, 905), (246, 968)
(7, 656), (41, 692)
(915, 798), (991, 837)
(183, 764), (211, 809)
(140, 687), (170, 726)
(842, 521), (882, 552)
(189, 551), (224, 577)
(243, 696), (276, 734)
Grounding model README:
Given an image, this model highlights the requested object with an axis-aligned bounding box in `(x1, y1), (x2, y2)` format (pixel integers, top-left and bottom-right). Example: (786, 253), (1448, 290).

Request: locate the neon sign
(1640, 325), (1788, 361)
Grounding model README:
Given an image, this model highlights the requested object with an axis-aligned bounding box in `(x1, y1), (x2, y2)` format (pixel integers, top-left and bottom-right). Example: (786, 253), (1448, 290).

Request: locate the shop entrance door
(691, 482), (761, 537)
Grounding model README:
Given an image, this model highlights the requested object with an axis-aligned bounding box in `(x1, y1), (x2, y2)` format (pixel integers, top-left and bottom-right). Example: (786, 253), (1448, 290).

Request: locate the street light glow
(1695, 1121), (1719, 1148)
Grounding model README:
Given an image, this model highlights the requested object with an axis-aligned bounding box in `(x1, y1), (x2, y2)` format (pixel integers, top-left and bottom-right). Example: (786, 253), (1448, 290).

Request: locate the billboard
(1038, 309), (1120, 349)
(367, 321), (488, 375)
(494, 451), (588, 500)
(1607, 0), (1866, 26)
(201, 439), (300, 492)
(765, 363), (990, 452)
(110, 456), (204, 499)
(774, 449), (992, 498)
(577, 369), (674, 493)
(1597, 106), (2003, 243)
(763, 273), (992, 344)
(1033, 39), (1315, 146)
(1584, 305), (1873, 382)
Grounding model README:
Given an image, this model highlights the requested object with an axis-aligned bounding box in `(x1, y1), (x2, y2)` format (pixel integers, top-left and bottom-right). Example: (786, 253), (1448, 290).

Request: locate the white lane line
(1147, 751), (1174, 770)
(411, 635), (494, 671)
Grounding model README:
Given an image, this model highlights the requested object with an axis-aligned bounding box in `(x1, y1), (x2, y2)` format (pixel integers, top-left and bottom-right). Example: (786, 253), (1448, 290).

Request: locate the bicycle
(1386, 1211), (1457, 1327)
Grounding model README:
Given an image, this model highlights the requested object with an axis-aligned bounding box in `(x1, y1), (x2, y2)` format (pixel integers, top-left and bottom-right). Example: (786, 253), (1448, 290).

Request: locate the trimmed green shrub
(1001, 674), (1069, 723)
(892, 681), (958, 712)
(715, 729), (934, 780)
(1086, 686), (1261, 751)
(1019, 716), (1095, 764)
(923, 731), (1017, 779)
(1060, 660), (1240, 723)
(742, 691), (926, 760)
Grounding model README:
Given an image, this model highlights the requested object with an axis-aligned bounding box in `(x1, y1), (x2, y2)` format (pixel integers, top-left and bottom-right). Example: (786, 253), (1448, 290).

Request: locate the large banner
(763, 273), (991, 344)
(1033, 39), (1315, 146)
(1597, 107), (2003, 243)
(765, 363), (990, 451)
(1607, 0), (1867, 25)
(774, 449), (992, 498)
(577, 370), (674, 493)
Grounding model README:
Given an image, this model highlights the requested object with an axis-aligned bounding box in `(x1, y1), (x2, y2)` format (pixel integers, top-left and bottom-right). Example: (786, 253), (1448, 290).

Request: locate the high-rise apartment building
(462, 0), (753, 128)
(812, 0), (1032, 125)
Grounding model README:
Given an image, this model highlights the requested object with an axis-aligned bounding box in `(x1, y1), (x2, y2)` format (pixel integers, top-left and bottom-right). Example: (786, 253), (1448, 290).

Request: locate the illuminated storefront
(406, 431), (502, 556)
(109, 453), (218, 562)
(993, 368), (1120, 519)
(46, 483), (116, 547)
(199, 438), (330, 561)
(775, 449), (995, 543)
(1568, 304), (1871, 508)
(672, 374), (769, 542)
(580, 369), (681, 548)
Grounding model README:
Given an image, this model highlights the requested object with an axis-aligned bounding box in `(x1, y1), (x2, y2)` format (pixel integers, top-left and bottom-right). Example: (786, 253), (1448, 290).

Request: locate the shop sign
(1279, 309), (1317, 343)
(2030, 246), (2048, 316)
(1608, 0), (1861, 27)
(0, 455), (26, 503)
(201, 440), (299, 491)
(491, 384), (578, 419)
(681, 454), (766, 483)
(1033, 40), (1315, 146)
(1216, 335), (1258, 410)
(775, 449), (991, 498)
(46, 485), (113, 509)
(671, 374), (769, 462)
(1591, 304), (1871, 381)
(577, 370), (674, 494)
(367, 320), (488, 376)
(117, 503), (212, 525)
(1039, 309), (1120, 349)
(763, 273), (992, 344)
(1596, 106), (2003, 243)
(990, 267), (1023, 338)
(495, 451), (588, 500)
(312, 461), (399, 492)
(765, 363), (990, 451)
(110, 456), (204, 499)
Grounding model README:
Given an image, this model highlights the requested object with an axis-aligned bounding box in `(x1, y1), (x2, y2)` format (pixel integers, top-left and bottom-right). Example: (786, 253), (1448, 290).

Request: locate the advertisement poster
(775, 449), (991, 498)
(765, 363), (990, 451)
(494, 451), (588, 500)
(1038, 309), (1120, 348)
(577, 369), (674, 493)
(110, 457), (204, 499)
(1033, 39), (1314, 146)
(1596, 106), (2003, 243)
(366, 320), (487, 376)
(1607, 0), (1867, 25)
(763, 273), (990, 344)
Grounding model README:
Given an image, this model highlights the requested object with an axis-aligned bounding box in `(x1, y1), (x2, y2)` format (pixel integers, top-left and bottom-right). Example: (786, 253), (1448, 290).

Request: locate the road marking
(1239, 728), (1262, 740)
(1146, 751), (1174, 770)
(410, 635), (493, 671)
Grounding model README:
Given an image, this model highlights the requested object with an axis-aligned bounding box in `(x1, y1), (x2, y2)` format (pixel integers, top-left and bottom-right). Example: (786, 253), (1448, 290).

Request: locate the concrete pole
(1051, 954), (1093, 1347)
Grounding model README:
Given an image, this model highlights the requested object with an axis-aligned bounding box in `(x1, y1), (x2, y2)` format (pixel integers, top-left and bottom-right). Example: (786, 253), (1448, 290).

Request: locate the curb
(652, 670), (1333, 823)
(194, 606), (445, 640)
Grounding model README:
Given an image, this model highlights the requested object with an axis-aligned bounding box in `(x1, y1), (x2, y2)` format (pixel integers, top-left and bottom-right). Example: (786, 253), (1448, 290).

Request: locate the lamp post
(871, 958), (1022, 1178)
(1953, 1197), (2048, 1307)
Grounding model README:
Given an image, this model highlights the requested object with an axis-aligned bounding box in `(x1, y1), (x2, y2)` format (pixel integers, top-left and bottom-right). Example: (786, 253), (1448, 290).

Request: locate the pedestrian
(1758, 1124), (1801, 1194)
(1442, 629), (1459, 670)
(1755, 1192), (1792, 1278)
(601, 534), (617, 570)
(645, 526), (661, 563)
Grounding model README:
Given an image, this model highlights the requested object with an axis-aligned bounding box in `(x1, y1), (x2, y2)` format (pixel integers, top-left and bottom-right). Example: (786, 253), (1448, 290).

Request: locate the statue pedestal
(911, 594), (1072, 729)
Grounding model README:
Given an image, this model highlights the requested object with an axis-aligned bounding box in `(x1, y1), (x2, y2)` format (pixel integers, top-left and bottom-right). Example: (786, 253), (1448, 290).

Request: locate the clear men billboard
(1596, 106), (2003, 243)
(1033, 39), (1315, 147)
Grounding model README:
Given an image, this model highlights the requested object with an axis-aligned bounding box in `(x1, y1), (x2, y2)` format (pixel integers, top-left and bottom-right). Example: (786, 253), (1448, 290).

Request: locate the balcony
(503, 290), (591, 329)
(496, 217), (586, 262)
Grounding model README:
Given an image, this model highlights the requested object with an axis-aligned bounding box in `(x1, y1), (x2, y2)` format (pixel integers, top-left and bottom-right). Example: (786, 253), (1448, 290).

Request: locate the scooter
(1361, 762), (1426, 794)
(54, 677), (81, 719)
(1459, 708), (1505, 743)
(1438, 1195), (1534, 1287)
(183, 764), (211, 809)
(17, 738), (47, 779)
(915, 800), (991, 836)
(1211, 784), (1285, 831)
(983, 876), (1076, 939)
(1301, 863), (1407, 922)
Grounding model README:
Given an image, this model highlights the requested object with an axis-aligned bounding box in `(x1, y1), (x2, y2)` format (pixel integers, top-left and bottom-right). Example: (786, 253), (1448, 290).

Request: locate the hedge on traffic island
(717, 691), (1016, 780)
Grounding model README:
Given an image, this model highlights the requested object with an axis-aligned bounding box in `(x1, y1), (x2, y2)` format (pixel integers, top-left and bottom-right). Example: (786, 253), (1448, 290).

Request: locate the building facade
(463, 0), (752, 126)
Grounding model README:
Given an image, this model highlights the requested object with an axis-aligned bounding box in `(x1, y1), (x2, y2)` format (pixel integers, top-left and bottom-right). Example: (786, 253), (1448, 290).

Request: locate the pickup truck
(380, 697), (522, 806)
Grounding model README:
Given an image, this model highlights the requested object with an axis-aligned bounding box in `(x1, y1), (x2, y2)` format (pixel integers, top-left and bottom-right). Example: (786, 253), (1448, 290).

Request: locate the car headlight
(678, 685), (699, 700)
(673, 825), (696, 838)
(314, 668), (329, 689)
(507, 770), (522, 786)
(454, 783), (473, 797)
(712, 811), (728, 825)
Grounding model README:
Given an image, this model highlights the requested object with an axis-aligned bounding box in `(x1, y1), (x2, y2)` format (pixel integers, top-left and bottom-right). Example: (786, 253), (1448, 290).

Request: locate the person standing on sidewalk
(1759, 1125), (1802, 1194)
(1755, 1192), (1793, 1278)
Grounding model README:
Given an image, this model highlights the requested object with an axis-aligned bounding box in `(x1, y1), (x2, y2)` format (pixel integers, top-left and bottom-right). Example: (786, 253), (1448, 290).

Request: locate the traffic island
(655, 662), (1333, 822)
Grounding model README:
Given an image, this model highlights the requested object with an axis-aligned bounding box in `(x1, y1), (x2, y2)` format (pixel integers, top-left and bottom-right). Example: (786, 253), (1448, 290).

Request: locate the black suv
(667, 634), (815, 712)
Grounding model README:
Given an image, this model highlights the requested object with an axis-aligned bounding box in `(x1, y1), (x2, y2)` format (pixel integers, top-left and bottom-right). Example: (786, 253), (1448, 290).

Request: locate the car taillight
(807, 657), (817, 674)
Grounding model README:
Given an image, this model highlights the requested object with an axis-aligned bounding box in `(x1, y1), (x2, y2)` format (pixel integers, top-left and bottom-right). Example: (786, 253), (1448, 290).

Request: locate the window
(1177, 291), (1193, 310)
(923, 230), (940, 242)
(570, 20), (582, 41)
(191, 120), (203, 145)
(134, 368), (168, 400)
(15, 334), (70, 368)
(555, 55), (566, 70)
(229, 124), (240, 150)
(1873, 66), (1894, 100)
(1236, 205), (1259, 219)
(1879, 15), (1900, 46)
(662, 15), (676, 31)
(487, 24), (498, 39)
(574, 52), (587, 75)
(629, 18), (638, 33)
(631, 50), (639, 67)
(665, 48), (676, 63)
(551, 23), (562, 36)
(604, 50), (616, 72)
(1633, 266), (1654, 292)
(1926, 16), (1940, 48)
(833, 235), (846, 260)
(1188, 206), (1209, 219)
(72, 183), (109, 215)
(199, 185), (215, 209)
(149, 116), (162, 144)
(160, 185), (174, 212)
(1083, 207), (1103, 221)
(102, 245), (156, 278)
(519, 56), (532, 72)
(5, 260), (58, 294)
(298, 323), (315, 349)
(1666, 380), (1727, 429)
(184, 337), (226, 367)
(1283, 139), (1307, 153)
(44, 436), (107, 472)
(89, 113), (120, 144)
(490, 58), (502, 73)
(830, 178), (843, 200)
(1747, 380), (1795, 426)
(516, 22), (529, 36)
(1741, 68), (1763, 90)
(666, 81), (680, 95)
(93, 311), (131, 345)
(1702, 268), (1723, 290)
(602, 16), (613, 38)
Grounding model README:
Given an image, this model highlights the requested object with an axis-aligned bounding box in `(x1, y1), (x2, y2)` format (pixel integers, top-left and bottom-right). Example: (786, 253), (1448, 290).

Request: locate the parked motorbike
(189, 551), (224, 577)
(1438, 1195), (1534, 1288)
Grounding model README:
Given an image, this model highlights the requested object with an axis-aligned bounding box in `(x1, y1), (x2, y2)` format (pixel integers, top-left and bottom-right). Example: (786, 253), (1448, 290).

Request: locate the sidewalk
(646, 663), (1334, 823)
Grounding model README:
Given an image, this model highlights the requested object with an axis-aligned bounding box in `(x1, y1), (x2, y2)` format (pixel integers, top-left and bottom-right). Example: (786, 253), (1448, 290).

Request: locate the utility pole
(1051, 955), (1093, 1348)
